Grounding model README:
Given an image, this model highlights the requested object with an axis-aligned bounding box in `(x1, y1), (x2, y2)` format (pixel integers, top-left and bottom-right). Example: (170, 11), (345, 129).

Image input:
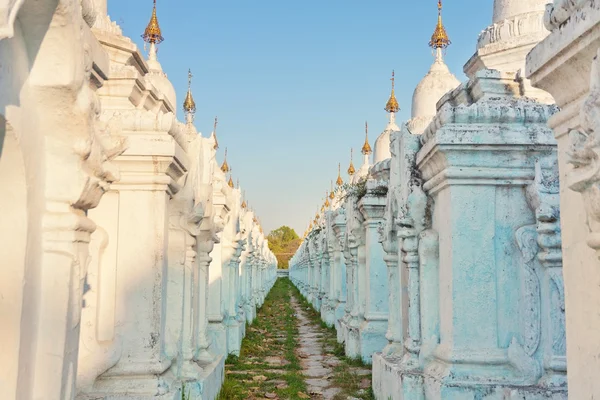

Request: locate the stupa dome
(411, 54), (459, 121)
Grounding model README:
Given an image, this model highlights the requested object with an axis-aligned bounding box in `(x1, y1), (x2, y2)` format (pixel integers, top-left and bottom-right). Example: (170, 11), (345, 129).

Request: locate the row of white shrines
(290, 0), (600, 399)
(0, 0), (278, 399)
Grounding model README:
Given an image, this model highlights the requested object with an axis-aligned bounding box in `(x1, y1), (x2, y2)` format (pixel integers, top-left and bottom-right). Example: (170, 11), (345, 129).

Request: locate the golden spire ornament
(213, 117), (219, 150)
(220, 148), (230, 173)
(228, 176), (234, 188)
(325, 192), (330, 208)
(183, 69), (196, 115)
(362, 122), (372, 155)
(347, 149), (356, 176)
(336, 163), (344, 186)
(142, 0), (164, 45)
(384, 70), (400, 113)
(429, 0), (451, 50)
(330, 181), (335, 199)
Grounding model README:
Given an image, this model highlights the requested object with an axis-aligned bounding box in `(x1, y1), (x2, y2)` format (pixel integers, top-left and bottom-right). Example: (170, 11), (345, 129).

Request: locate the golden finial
(429, 0), (451, 49)
(309, 222), (313, 230)
(347, 149), (356, 176)
(220, 148), (230, 173)
(213, 117), (219, 150)
(183, 69), (196, 115)
(325, 192), (330, 208)
(142, 0), (164, 45)
(336, 163), (344, 186)
(384, 70), (400, 113)
(362, 122), (372, 155)
(228, 176), (234, 188)
(330, 181), (335, 199)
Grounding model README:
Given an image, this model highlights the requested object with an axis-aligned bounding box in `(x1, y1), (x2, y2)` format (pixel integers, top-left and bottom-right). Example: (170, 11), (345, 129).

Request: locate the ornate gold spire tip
(336, 163), (344, 186)
(220, 148), (230, 173)
(384, 70), (400, 113)
(142, 0), (164, 44)
(361, 122), (372, 155)
(325, 193), (330, 208)
(228, 176), (234, 188)
(183, 69), (196, 114)
(348, 149), (356, 176)
(429, 0), (451, 49)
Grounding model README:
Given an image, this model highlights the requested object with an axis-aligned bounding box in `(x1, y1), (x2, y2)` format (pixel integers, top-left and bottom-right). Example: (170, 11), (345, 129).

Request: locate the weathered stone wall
(527, 1), (600, 397)
(0, 1), (277, 399)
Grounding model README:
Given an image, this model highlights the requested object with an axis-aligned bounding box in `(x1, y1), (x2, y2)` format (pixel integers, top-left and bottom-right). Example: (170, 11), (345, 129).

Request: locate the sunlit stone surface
(0, 1), (276, 399)
(292, 0), (569, 399)
(527, 1), (600, 398)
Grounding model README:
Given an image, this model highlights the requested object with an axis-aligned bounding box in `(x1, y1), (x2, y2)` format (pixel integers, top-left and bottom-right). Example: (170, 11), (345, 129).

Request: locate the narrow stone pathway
(290, 288), (373, 400)
(292, 296), (341, 399)
(219, 279), (373, 400)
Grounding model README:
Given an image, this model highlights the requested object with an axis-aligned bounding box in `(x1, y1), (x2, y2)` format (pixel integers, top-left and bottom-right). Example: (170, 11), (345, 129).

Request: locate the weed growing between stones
(217, 278), (310, 399)
(288, 283), (375, 400)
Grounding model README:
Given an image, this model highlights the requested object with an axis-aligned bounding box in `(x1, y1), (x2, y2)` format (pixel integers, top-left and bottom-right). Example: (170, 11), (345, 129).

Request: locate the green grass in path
(218, 279), (309, 400)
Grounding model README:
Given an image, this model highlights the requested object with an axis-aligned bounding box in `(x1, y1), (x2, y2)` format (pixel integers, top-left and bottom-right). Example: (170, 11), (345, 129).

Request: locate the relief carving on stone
(73, 44), (127, 211)
(569, 47), (600, 258)
(478, 9), (546, 48)
(0, 0), (25, 39)
(543, 0), (590, 31)
(514, 224), (542, 358)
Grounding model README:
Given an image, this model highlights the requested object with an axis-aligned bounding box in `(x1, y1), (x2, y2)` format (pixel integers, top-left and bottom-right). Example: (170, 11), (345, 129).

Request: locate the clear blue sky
(108, 0), (491, 235)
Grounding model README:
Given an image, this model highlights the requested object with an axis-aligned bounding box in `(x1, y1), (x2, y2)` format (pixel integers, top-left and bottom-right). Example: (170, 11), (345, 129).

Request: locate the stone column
(332, 210), (348, 342)
(345, 199), (363, 358)
(226, 237), (244, 356)
(320, 231), (331, 323)
(358, 182), (389, 364)
(195, 239), (217, 364)
(416, 70), (563, 399)
(91, 133), (185, 394)
(308, 238), (317, 307)
(245, 250), (255, 323)
(314, 238), (323, 311)
(527, 3), (600, 396)
(380, 210), (401, 357)
(208, 234), (227, 355)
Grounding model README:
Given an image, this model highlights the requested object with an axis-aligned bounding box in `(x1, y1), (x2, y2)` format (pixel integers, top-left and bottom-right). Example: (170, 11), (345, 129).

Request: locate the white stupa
(373, 71), (401, 163)
(464, 0), (548, 77)
(142, 0), (177, 111)
(407, 0), (460, 135)
(352, 122), (372, 183)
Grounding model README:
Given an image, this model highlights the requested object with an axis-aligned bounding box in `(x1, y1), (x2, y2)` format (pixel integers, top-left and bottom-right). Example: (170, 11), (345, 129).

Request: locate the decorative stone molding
(0, 0), (25, 39)
(569, 49), (600, 258)
(544, 0), (590, 31)
(478, 10), (547, 49)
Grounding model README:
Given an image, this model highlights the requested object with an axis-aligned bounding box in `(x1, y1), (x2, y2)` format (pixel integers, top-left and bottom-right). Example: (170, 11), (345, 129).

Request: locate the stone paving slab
(291, 295), (366, 400)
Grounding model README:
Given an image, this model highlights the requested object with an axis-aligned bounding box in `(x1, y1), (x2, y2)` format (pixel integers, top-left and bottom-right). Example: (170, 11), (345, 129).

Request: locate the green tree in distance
(267, 226), (301, 269)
